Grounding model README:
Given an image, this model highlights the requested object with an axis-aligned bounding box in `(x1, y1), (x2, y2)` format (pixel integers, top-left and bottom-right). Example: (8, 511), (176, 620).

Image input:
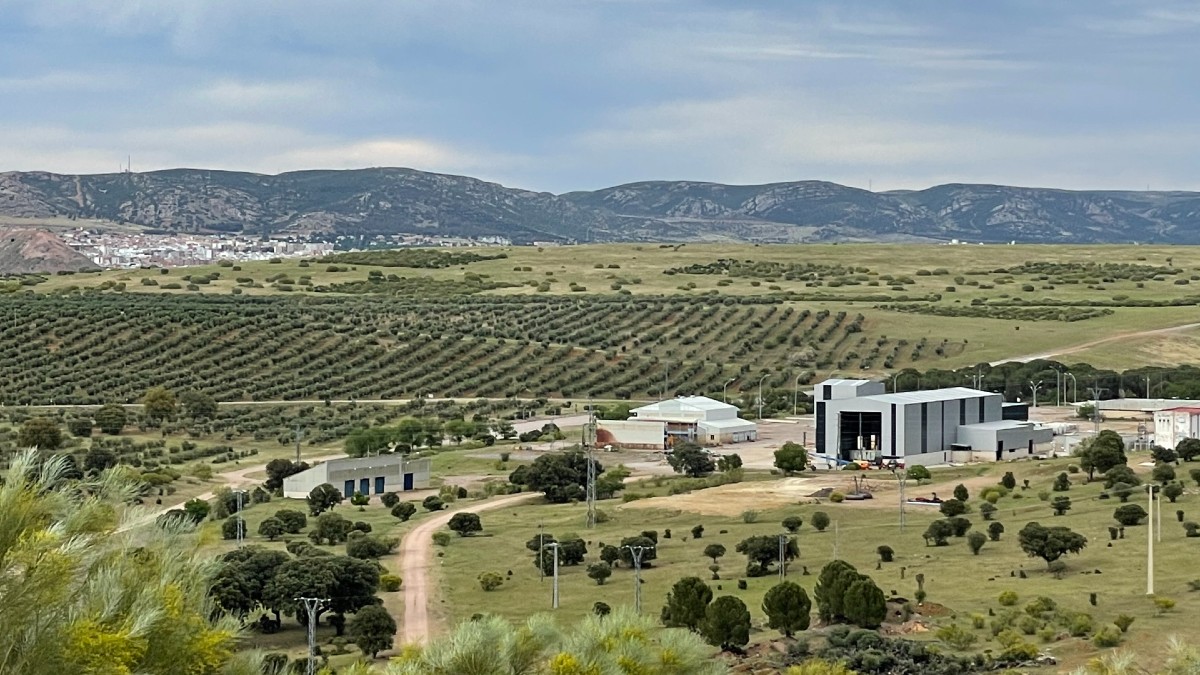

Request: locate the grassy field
(432, 456), (1199, 672)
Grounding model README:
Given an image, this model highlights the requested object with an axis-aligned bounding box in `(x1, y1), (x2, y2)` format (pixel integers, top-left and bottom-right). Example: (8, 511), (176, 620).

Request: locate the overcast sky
(0, 1), (1197, 193)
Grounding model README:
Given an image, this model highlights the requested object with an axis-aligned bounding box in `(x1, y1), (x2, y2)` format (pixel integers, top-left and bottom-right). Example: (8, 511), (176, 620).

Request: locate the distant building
(814, 379), (1051, 466)
(283, 454), (431, 499)
(1154, 406), (1200, 450)
(596, 395), (757, 449)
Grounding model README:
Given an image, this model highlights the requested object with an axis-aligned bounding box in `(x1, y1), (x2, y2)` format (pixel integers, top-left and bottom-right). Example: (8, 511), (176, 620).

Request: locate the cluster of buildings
(597, 396), (758, 449)
(282, 454), (432, 499)
(60, 230), (333, 268)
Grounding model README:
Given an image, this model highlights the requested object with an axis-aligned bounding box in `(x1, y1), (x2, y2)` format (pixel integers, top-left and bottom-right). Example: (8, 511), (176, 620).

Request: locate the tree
(67, 416), (92, 438)
(980, 502), (997, 520)
(774, 442), (808, 475)
(391, 502), (417, 521)
(700, 543), (725, 565)
(923, 520), (954, 546)
(258, 517), (284, 541)
(762, 581), (811, 636)
(1153, 445), (1179, 464)
(518, 451), (601, 503)
(1113, 504), (1148, 526)
(906, 465), (931, 484)
(953, 484), (969, 501)
(141, 386), (177, 424)
(587, 562), (612, 585)
(183, 498), (211, 523)
(1104, 465), (1141, 489)
(0, 451), (260, 675)
(811, 511), (831, 532)
(618, 536), (658, 566)
(1079, 430), (1127, 479)
(939, 499), (967, 518)
(83, 446), (118, 474)
(1053, 472), (1071, 492)
(344, 426), (396, 457)
(1018, 522), (1087, 567)
(422, 495), (444, 511)
(600, 544), (620, 566)
(309, 512), (353, 545)
(736, 535), (798, 577)
(782, 516), (803, 533)
(663, 577), (713, 631)
(668, 442), (716, 478)
(443, 419), (477, 444)
(478, 571), (504, 591)
(381, 492), (401, 508)
(557, 536), (587, 566)
(948, 516), (972, 537)
(94, 403), (128, 434)
(264, 555), (379, 633)
(1001, 472), (1017, 490)
(718, 454), (743, 472)
(18, 417), (62, 450)
(1163, 481), (1185, 503)
(306, 483), (343, 515)
(1178, 438), (1200, 462)
(814, 560), (860, 622)
(448, 512), (483, 536)
(1052, 496), (1072, 515)
(843, 577), (887, 629)
(264, 459), (308, 492)
(350, 605), (396, 658)
(702, 596), (751, 651)
(347, 536), (397, 559)
(274, 509), (307, 533)
(967, 531), (987, 554)
(222, 517), (246, 540)
(988, 521), (1005, 541)
(179, 389), (218, 419)
(1154, 463), (1177, 484)
(350, 491), (370, 507)
(877, 545), (894, 562)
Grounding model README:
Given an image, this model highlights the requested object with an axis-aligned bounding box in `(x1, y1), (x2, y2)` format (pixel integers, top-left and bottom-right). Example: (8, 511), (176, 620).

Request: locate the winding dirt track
(395, 493), (537, 644)
(989, 321), (1200, 366)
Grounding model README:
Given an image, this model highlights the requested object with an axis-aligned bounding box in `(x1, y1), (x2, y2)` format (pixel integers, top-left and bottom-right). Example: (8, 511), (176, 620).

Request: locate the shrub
(391, 502), (417, 521)
(691, 525), (704, 539)
(829, 492), (845, 503)
(980, 503), (997, 520)
(593, 602), (611, 617)
(478, 572), (504, 591)
(953, 484), (969, 502)
(967, 532), (987, 555)
(935, 623), (977, 649)
(1092, 624), (1122, 647)
(876, 545), (894, 563)
(1185, 522), (1200, 537)
(380, 574), (402, 592)
(1114, 614), (1134, 633)
(431, 531), (451, 547)
(1053, 473), (1071, 491)
(422, 495), (444, 511)
(1067, 612), (1095, 637)
(1154, 596), (1176, 614)
(998, 590), (1019, 606)
(741, 510), (760, 524)
(783, 516), (803, 533)
(811, 512), (831, 532)
(1114, 504), (1148, 526)
(380, 492), (401, 508)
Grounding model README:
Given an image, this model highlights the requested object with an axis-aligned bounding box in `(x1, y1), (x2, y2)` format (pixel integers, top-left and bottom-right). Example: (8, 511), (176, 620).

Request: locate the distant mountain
(1, 168), (1199, 243)
(0, 228), (94, 274)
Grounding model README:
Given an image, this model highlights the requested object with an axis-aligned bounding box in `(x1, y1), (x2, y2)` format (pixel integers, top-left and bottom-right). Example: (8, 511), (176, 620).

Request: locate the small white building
(1154, 406), (1200, 450)
(626, 395), (757, 445)
(283, 454), (432, 499)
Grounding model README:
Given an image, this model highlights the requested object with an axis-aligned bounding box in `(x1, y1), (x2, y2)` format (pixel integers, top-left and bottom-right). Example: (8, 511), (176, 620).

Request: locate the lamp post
(793, 373), (804, 417)
(1067, 372), (1078, 404)
(722, 377), (736, 403)
(547, 542), (561, 609)
(1029, 380), (1043, 408)
(757, 373), (769, 421)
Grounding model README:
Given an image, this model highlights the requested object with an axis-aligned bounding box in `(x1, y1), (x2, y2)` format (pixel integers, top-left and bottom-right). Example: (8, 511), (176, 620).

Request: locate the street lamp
(793, 373), (804, 417)
(722, 377), (737, 403)
(1066, 372), (1078, 404)
(1029, 380), (1043, 408)
(757, 373), (770, 421)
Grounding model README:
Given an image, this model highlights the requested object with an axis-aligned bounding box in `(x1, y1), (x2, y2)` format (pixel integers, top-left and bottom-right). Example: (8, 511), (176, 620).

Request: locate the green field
(4, 244), (1200, 407)
(432, 457), (1198, 672)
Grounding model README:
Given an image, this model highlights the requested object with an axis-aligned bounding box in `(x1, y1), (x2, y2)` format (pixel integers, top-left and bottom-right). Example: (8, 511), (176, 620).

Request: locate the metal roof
(960, 420), (1037, 431)
(856, 386), (994, 405)
(1162, 406), (1200, 414)
(631, 395), (736, 414)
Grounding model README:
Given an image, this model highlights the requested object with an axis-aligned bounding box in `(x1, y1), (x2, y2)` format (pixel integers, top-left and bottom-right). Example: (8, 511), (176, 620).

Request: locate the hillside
(0, 228), (95, 274)
(2, 168), (1200, 243)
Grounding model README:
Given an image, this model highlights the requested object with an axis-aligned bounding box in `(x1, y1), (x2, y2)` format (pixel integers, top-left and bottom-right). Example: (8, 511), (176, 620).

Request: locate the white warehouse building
(596, 396), (757, 448)
(814, 379), (1052, 466)
(283, 454), (432, 499)
(1154, 406), (1200, 450)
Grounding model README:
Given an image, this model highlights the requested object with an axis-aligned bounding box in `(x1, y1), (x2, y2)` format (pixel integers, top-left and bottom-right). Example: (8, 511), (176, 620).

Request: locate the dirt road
(990, 321), (1200, 365)
(396, 493), (537, 645)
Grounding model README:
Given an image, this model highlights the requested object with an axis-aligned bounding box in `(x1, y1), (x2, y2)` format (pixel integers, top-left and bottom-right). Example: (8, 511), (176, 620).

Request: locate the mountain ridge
(1, 167), (1199, 244)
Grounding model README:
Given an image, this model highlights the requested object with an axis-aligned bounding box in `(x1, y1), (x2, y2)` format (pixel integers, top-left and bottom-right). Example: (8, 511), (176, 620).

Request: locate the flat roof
(1162, 406), (1200, 414)
(699, 418), (757, 430)
(960, 420), (1037, 431)
(816, 378), (876, 387)
(853, 386), (995, 406)
(631, 395), (736, 414)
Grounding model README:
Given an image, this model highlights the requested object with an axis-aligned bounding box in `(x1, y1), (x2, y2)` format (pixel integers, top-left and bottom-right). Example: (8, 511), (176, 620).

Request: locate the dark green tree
(141, 386), (177, 425)
(448, 512), (482, 536)
(391, 502), (417, 521)
(811, 511), (831, 532)
(346, 536), (397, 560)
(1080, 431), (1127, 480)
(735, 535), (798, 577)
(843, 577), (887, 629)
(179, 390), (218, 419)
(1053, 473), (1071, 492)
(618, 536), (658, 566)
(274, 509), (307, 533)
(1104, 465), (1141, 489)
(762, 581), (811, 637)
(922, 520), (954, 546)
(1052, 496), (1072, 516)
(94, 403), (128, 435)
(1177, 438), (1200, 462)
(350, 605), (396, 658)
(703, 543), (726, 564)
(953, 484), (969, 502)
(939, 499), (967, 518)
(782, 516), (803, 533)
(222, 517), (246, 541)
(422, 495), (444, 511)
(1163, 481), (1185, 503)
(18, 417), (62, 450)
(702, 596), (751, 651)
(83, 447), (118, 474)
(1018, 522), (1087, 567)
(667, 442), (716, 478)
(380, 492), (401, 508)
(717, 454), (743, 472)
(306, 483), (343, 516)
(662, 576), (713, 631)
(587, 562), (612, 585)
(309, 512), (352, 545)
(1152, 445), (1178, 464)
(258, 517), (285, 541)
(773, 442), (808, 475)
(264, 459), (308, 492)
(1153, 463), (1177, 484)
(183, 498), (210, 523)
(967, 531), (987, 555)
(67, 416), (92, 438)
(980, 502), (997, 520)
(814, 560), (859, 622)
(1113, 504), (1148, 526)
(906, 465), (931, 484)
(988, 521), (1005, 541)
(517, 451), (600, 503)
(948, 516), (972, 537)
(1001, 472), (1017, 490)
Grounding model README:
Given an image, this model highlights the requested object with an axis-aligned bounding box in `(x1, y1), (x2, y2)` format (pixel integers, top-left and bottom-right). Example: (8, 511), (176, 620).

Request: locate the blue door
(403, 473), (414, 490)
(343, 480), (354, 499)
(375, 476), (385, 494)
(359, 478), (370, 495)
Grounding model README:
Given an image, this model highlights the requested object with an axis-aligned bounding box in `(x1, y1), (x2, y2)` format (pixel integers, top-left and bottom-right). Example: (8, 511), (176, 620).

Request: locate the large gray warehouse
(814, 379), (1051, 466)
(283, 454), (432, 499)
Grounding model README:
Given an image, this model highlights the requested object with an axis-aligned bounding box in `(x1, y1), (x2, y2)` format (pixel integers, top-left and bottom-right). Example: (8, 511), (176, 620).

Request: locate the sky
(0, 0), (1197, 193)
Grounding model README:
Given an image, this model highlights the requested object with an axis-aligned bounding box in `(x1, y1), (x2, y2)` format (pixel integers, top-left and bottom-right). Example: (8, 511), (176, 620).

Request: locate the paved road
(989, 321), (1200, 366)
(395, 493), (537, 645)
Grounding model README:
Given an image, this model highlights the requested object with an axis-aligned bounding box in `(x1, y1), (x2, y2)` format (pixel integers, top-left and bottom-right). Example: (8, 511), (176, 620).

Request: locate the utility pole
(538, 523), (545, 582)
(894, 470), (907, 531)
(833, 520), (840, 559)
(1067, 372), (1077, 404)
(777, 534), (788, 581)
(585, 403), (597, 529)
(1147, 485), (1156, 595)
(548, 542), (561, 609)
(297, 597), (327, 675)
(758, 373), (769, 421)
(1088, 386), (1106, 435)
(623, 545), (652, 613)
(663, 363), (669, 400)
(1157, 482), (1163, 542)
(235, 490), (244, 548)
(793, 373), (804, 417)
(294, 423), (304, 463)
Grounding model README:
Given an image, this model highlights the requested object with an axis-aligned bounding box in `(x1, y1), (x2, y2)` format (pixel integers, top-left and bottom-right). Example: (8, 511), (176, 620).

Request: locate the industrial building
(282, 454), (432, 499)
(1154, 406), (1200, 450)
(814, 379), (1052, 466)
(596, 395), (757, 449)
